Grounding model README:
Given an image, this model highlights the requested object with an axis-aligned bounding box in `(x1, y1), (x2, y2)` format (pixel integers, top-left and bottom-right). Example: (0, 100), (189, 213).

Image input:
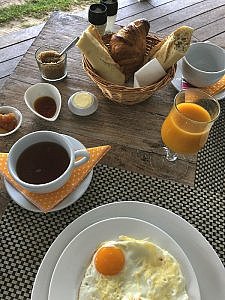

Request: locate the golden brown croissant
(109, 19), (150, 79)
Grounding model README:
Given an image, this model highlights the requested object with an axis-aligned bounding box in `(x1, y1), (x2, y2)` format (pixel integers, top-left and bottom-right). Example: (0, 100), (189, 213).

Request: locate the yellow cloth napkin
(0, 145), (111, 213)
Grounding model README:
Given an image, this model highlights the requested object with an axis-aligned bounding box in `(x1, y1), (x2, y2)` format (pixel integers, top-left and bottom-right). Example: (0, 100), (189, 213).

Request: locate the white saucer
(171, 60), (225, 100)
(4, 134), (93, 213)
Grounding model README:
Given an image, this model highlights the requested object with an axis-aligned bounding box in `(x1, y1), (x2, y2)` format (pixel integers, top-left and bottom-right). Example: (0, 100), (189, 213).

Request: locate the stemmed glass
(161, 88), (220, 162)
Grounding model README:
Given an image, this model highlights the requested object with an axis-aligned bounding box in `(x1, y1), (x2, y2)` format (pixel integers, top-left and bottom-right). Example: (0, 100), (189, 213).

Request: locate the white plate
(171, 60), (225, 100)
(4, 134), (93, 213)
(48, 217), (200, 300)
(31, 201), (225, 300)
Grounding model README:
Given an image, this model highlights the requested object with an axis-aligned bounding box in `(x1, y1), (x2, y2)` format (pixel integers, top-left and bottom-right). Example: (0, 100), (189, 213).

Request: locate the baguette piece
(148, 26), (194, 71)
(76, 25), (125, 85)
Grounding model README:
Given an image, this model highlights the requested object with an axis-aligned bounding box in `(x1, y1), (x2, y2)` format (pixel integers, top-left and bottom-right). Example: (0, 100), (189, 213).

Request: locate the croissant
(109, 19), (150, 79)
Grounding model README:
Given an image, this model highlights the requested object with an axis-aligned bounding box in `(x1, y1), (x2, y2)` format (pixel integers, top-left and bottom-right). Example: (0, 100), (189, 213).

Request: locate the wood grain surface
(0, 12), (196, 187)
(1, 0), (225, 216)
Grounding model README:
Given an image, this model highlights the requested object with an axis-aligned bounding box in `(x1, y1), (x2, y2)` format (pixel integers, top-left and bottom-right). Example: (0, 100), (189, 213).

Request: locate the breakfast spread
(77, 19), (193, 89)
(78, 236), (189, 300)
(2, 6), (225, 300)
(0, 112), (17, 134)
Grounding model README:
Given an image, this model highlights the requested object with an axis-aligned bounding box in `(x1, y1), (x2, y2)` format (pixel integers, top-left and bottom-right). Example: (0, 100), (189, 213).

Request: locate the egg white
(78, 236), (189, 300)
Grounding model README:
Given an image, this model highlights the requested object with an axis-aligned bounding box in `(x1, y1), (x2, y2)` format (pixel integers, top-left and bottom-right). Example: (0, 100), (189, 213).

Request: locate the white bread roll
(76, 25), (125, 85)
(148, 26), (194, 71)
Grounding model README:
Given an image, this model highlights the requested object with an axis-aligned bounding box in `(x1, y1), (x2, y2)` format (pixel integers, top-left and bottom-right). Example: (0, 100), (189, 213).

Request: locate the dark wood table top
(0, 0), (225, 217)
(1, 0), (225, 88)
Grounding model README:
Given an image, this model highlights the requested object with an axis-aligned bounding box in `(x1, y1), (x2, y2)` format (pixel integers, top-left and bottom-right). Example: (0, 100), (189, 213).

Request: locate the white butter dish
(68, 91), (98, 116)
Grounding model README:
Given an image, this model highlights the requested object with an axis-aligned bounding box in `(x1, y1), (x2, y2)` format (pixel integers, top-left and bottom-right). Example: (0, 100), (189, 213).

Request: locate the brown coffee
(16, 142), (70, 184)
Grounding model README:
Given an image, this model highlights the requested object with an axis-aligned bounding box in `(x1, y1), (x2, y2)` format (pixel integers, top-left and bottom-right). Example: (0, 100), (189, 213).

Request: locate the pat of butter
(72, 92), (94, 109)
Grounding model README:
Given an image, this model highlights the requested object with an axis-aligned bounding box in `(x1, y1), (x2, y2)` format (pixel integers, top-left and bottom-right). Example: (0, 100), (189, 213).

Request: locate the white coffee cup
(8, 131), (90, 193)
(182, 42), (225, 87)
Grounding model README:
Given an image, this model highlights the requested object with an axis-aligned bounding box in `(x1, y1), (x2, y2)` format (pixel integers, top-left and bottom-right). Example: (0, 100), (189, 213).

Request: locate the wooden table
(0, 0), (225, 217)
(1, 0), (225, 90)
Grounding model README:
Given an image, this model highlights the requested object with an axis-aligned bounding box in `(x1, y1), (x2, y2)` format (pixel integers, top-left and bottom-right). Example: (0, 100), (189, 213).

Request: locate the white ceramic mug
(8, 131), (90, 193)
(182, 42), (225, 87)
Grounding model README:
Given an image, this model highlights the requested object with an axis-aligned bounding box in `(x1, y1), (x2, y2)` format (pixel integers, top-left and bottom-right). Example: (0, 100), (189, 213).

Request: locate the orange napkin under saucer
(0, 145), (111, 213)
(183, 75), (225, 96)
(202, 75), (225, 96)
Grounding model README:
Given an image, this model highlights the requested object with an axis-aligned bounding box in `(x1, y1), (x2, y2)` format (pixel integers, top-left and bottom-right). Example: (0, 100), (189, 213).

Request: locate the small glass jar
(35, 46), (67, 82)
(88, 3), (107, 36)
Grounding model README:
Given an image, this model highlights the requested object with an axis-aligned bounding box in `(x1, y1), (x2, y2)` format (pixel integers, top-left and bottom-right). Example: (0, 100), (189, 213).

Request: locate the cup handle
(73, 149), (90, 168)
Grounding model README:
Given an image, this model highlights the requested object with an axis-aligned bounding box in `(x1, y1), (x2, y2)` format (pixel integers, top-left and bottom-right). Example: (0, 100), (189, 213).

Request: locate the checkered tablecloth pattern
(195, 101), (225, 193)
(0, 162), (225, 299)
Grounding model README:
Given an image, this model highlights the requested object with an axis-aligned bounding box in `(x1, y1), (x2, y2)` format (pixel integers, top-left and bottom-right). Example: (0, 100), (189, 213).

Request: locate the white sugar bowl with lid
(68, 91), (98, 116)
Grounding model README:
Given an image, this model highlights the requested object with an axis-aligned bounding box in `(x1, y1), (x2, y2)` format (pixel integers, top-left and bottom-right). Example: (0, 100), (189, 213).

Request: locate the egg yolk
(94, 246), (125, 276)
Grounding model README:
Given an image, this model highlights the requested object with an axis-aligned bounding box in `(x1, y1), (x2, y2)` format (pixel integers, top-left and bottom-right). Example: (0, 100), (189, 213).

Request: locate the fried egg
(78, 236), (188, 300)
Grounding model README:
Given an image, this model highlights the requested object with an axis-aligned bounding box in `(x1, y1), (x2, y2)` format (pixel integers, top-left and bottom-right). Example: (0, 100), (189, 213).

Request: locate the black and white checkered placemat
(0, 163), (224, 299)
(195, 101), (225, 193)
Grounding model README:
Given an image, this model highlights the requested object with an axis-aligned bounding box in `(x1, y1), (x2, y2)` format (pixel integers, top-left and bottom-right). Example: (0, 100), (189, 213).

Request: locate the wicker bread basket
(83, 32), (176, 105)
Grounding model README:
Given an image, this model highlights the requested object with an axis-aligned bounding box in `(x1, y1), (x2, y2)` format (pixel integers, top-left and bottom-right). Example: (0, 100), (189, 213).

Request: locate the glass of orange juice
(161, 88), (220, 161)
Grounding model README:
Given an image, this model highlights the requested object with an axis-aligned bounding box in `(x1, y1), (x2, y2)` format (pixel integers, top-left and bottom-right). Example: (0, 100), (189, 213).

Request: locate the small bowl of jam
(0, 106), (22, 136)
(24, 83), (61, 121)
(35, 46), (67, 82)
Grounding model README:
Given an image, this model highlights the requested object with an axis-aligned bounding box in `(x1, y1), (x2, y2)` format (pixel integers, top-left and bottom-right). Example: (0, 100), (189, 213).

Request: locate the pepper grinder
(100, 0), (118, 33)
(88, 3), (107, 36)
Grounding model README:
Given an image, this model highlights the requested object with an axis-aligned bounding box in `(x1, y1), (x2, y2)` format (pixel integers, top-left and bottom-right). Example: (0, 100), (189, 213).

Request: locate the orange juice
(161, 102), (211, 154)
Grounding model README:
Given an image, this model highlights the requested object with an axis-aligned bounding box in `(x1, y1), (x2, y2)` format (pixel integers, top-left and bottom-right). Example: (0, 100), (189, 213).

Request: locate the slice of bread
(148, 26), (194, 71)
(76, 25), (125, 85)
